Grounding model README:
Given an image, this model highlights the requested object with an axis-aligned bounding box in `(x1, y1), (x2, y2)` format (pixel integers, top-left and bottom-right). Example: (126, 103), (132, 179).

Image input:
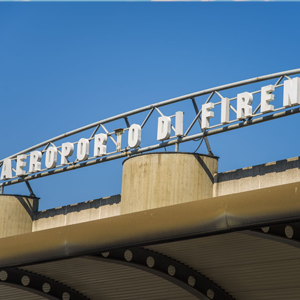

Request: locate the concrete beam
(33, 195), (120, 232)
(214, 156), (300, 196)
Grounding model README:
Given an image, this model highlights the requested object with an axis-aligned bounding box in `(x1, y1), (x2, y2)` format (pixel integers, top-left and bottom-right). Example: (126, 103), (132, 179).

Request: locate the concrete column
(0, 195), (38, 238)
(121, 153), (218, 215)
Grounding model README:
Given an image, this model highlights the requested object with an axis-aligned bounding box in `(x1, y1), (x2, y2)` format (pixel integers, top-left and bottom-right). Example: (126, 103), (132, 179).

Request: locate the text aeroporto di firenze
(1, 77), (300, 180)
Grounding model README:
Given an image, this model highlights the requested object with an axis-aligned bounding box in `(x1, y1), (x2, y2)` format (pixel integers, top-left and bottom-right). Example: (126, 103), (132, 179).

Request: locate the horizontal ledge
(1, 180), (300, 268)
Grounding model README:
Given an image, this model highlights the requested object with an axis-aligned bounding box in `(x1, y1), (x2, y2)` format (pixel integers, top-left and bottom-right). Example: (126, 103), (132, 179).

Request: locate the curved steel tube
(2, 68), (300, 162)
(2, 106), (300, 187)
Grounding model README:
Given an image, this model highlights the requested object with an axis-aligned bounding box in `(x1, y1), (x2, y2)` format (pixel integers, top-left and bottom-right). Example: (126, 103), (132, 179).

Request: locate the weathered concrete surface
(0, 195), (38, 237)
(121, 153), (218, 214)
(16, 155), (300, 233)
(214, 156), (300, 196)
(33, 195), (120, 232)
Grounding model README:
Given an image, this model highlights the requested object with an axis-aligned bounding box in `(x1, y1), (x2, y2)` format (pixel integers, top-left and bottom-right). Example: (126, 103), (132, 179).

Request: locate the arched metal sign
(1, 69), (300, 191)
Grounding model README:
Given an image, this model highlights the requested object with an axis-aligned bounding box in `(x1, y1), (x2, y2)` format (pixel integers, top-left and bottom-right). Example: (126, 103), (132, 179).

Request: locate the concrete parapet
(121, 152), (218, 214)
(33, 194), (121, 232)
(0, 195), (38, 238)
(11, 155), (300, 234)
(214, 156), (300, 196)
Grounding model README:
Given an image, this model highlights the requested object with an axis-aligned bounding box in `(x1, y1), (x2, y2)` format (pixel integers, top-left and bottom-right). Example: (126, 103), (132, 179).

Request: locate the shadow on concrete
(193, 154), (215, 183)
(14, 196), (39, 220)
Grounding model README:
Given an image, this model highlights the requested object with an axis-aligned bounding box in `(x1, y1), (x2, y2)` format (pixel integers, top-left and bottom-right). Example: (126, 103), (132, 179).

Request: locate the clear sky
(1, 3), (300, 210)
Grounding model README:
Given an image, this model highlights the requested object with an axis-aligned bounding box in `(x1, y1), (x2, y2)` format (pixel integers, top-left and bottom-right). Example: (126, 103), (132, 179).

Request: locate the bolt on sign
(1, 69), (300, 189)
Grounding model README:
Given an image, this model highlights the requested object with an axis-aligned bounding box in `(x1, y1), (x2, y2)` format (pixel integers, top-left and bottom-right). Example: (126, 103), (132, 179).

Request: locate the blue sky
(1, 3), (300, 210)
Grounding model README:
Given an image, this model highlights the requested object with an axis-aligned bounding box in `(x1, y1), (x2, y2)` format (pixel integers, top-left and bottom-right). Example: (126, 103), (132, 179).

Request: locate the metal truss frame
(1, 68), (300, 189)
(86, 247), (235, 300)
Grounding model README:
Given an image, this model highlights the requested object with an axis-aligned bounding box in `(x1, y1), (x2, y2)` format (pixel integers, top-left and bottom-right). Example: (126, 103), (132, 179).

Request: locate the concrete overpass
(1, 152), (300, 300)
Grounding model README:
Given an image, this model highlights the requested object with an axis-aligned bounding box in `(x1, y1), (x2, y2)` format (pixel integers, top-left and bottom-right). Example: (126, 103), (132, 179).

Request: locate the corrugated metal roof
(0, 285), (45, 300)
(145, 231), (300, 300)
(1, 230), (298, 299)
(22, 258), (198, 300)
